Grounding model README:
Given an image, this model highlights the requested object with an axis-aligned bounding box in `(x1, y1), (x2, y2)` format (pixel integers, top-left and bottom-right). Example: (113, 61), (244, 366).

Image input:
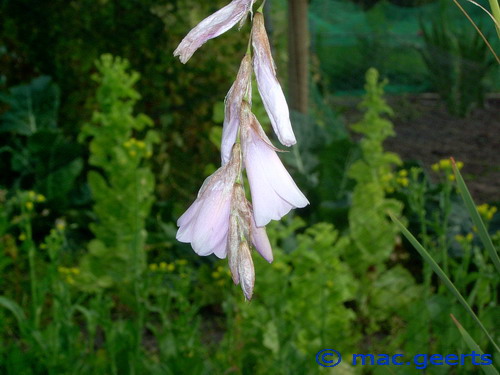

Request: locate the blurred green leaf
(0, 76), (59, 135)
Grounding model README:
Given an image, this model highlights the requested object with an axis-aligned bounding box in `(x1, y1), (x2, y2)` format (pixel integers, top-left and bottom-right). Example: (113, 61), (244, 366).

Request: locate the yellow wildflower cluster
(58, 266), (80, 284)
(24, 191), (46, 211)
(431, 159), (463, 182)
(149, 261), (175, 272)
(477, 203), (497, 221)
(123, 137), (152, 158)
(382, 169), (409, 193)
(454, 233), (474, 243)
(396, 169), (409, 187)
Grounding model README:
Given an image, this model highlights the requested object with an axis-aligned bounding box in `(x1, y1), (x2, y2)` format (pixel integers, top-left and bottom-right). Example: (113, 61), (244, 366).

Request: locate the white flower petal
(176, 144), (241, 257)
(242, 112), (308, 227)
(252, 12), (296, 147)
(250, 215), (273, 263)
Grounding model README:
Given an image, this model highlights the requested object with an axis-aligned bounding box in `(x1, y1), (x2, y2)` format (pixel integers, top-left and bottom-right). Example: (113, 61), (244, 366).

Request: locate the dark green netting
(309, 0), (500, 94)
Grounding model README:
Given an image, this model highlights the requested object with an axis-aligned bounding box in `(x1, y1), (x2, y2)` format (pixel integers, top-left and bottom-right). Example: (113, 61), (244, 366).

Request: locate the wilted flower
(221, 54), (252, 165)
(240, 102), (309, 227)
(176, 144), (242, 258)
(252, 12), (296, 147)
(174, 0), (255, 64)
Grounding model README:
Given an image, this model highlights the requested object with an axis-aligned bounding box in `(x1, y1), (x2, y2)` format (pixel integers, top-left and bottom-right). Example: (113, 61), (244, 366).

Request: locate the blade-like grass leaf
(451, 158), (500, 274)
(451, 314), (499, 375)
(390, 213), (500, 353)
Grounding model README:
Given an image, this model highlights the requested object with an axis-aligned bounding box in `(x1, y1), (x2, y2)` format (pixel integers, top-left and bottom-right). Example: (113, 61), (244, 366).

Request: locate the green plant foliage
(420, 13), (496, 117)
(0, 77), (83, 203)
(77, 54), (159, 289)
(348, 68), (403, 266)
(0, 76), (59, 135)
(212, 217), (359, 374)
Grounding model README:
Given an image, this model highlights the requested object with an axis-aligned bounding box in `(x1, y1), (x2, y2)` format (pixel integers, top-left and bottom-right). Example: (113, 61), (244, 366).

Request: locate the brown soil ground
(336, 94), (500, 203)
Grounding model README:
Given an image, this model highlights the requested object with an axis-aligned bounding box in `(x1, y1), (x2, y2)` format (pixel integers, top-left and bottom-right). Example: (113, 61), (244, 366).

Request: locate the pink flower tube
(252, 12), (296, 147)
(174, 0), (255, 64)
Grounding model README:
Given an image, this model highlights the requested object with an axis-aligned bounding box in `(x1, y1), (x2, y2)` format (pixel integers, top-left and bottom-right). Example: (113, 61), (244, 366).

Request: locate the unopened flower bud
(222, 55), (252, 165)
(238, 240), (255, 300)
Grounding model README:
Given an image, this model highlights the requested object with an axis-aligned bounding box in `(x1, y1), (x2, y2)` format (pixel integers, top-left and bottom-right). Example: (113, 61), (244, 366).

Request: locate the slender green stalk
(487, 0), (500, 38)
(390, 213), (500, 353)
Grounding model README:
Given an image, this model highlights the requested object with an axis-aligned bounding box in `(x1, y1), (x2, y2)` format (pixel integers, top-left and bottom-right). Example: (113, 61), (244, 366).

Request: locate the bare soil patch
(337, 94), (500, 203)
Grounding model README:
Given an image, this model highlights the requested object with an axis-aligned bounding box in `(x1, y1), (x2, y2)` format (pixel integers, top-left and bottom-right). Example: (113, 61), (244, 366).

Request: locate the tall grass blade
(390, 213), (500, 353)
(451, 314), (499, 375)
(451, 158), (500, 274)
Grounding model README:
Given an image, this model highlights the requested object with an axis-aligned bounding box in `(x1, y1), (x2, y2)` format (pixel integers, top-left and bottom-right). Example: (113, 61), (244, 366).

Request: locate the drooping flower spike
(174, 0), (255, 64)
(175, 3), (308, 300)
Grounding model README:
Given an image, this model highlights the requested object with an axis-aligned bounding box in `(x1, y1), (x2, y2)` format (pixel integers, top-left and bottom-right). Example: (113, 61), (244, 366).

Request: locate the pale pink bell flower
(240, 102), (309, 227)
(174, 0), (255, 64)
(176, 144), (242, 258)
(251, 12), (296, 147)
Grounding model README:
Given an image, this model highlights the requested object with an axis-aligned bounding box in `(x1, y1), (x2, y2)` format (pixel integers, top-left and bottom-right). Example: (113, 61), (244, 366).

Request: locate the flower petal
(176, 144), (242, 257)
(241, 108), (308, 227)
(252, 12), (296, 147)
(174, 0), (254, 64)
(250, 214), (273, 263)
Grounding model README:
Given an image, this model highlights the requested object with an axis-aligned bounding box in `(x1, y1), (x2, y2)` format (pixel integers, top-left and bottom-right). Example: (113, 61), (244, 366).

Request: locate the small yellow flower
(396, 177), (409, 187)
(176, 259), (187, 266)
(385, 187), (395, 194)
(149, 263), (158, 271)
(28, 191), (36, 200)
(456, 161), (464, 170)
(25, 201), (34, 210)
(454, 234), (464, 242)
(439, 159), (451, 169)
(431, 163), (440, 172)
(466, 233), (474, 242)
(36, 194), (46, 203)
(129, 150), (137, 157)
(159, 261), (168, 271)
(18, 233), (27, 241)
(70, 267), (80, 275)
(447, 174), (455, 181)
(167, 263), (175, 272)
(56, 221), (66, 231)
(212, 271), (220, 279)
(136, 141), (146, 149)
(145, 150), (153, 158)
(398, 169), (408, 177)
